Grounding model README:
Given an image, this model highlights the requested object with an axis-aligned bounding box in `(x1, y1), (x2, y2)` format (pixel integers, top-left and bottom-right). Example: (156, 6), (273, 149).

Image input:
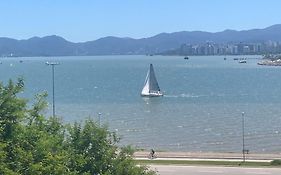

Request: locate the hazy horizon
(1, 24), (281, 43)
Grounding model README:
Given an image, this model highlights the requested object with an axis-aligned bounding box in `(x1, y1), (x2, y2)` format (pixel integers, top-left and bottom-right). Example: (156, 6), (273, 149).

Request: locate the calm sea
(1, 55), (281, 153)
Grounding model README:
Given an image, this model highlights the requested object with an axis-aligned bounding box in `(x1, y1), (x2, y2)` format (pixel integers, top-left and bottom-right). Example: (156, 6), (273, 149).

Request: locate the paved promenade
(134, 151), (281, 175)
(150, 165), (281, 175)
(134, 151), (281, 162)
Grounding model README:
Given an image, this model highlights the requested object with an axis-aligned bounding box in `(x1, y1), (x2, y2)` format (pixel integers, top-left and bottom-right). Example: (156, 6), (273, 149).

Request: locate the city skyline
(167, 41), (281, 56)
(1, 0), (281, 42)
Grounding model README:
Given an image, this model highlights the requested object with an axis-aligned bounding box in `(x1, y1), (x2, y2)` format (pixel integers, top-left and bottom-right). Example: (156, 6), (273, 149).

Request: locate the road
(150, 165), (281, 175)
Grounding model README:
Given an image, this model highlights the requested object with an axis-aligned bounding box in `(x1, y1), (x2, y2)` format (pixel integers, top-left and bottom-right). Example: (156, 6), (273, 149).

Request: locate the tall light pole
(46, 61), (59, 117)
(98, 112), (102, 127)
(242, 112), (245, 162)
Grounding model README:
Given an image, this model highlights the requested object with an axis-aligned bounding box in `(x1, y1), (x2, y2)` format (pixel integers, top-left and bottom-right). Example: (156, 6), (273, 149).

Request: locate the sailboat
(141, 64), (163, 97)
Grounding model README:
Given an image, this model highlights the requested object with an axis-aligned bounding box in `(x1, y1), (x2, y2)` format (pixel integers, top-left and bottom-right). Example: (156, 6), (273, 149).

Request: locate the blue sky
(1, 0), (281, 42)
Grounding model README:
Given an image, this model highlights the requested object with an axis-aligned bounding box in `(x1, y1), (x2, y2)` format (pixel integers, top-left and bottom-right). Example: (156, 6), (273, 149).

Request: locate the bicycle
(148, 152), (157, 159)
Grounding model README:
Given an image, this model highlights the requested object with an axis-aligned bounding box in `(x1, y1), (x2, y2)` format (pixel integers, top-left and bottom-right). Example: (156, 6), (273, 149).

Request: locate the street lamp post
(98, 112), (102, 127)
(46, 61), (59, 117)
(242, 112), (245, 162)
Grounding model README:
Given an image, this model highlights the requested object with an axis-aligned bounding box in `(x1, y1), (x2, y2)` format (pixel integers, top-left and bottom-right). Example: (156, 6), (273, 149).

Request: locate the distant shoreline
(258, 59), (281, 66)
(0, 54), (264, 58)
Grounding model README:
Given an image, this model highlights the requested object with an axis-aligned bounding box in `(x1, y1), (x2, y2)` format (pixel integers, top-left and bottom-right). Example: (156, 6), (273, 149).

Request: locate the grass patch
(135, 159), (272, 167)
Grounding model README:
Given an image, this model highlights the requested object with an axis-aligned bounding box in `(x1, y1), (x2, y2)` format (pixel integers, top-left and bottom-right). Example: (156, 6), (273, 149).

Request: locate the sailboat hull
(141, 91), (163, 97)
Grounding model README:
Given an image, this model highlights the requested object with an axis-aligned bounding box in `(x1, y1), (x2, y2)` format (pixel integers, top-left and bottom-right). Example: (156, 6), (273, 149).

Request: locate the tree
(0, 79), (155, 175)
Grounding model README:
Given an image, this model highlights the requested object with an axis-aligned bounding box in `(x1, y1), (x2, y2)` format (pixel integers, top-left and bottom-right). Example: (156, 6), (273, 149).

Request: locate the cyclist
(150, 149), (155, 158)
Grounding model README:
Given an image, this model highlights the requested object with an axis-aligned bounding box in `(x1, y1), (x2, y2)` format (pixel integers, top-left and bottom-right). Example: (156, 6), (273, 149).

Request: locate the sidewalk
(134, 151), (281, 162)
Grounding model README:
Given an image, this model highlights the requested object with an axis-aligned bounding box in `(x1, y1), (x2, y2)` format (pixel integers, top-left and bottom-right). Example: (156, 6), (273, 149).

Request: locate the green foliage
(0, 79), (156, 175)
(270, 159), (281, 166)
(0, 78), (26, 141)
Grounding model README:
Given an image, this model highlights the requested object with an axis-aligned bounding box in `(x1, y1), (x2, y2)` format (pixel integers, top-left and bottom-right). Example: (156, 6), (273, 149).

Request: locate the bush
(0, 79), (155, 175)
(270, 159), (281, 166)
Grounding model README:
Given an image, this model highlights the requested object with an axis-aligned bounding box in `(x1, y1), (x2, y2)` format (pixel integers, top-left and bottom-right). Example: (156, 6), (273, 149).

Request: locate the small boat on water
(239, 60), (247, 63)
(184, 56), (189, 60)
(141, 64), (163, 97)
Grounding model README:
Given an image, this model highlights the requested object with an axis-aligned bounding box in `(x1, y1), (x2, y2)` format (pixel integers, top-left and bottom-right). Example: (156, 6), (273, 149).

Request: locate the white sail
(141, 64), (163, 97)
(141, 69), (150, 95)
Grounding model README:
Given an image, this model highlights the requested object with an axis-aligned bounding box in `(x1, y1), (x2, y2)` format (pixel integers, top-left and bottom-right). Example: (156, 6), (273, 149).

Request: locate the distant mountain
(1, 24), (281, 56)
(0, 35), (78, 57)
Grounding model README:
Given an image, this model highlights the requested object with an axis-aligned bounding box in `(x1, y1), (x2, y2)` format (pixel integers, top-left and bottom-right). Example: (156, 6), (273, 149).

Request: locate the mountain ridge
(1, 24), (281, 56)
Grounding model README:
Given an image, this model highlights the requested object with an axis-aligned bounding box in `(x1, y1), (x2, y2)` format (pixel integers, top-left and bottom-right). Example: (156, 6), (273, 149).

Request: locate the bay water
(1, 55), (281, 153)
